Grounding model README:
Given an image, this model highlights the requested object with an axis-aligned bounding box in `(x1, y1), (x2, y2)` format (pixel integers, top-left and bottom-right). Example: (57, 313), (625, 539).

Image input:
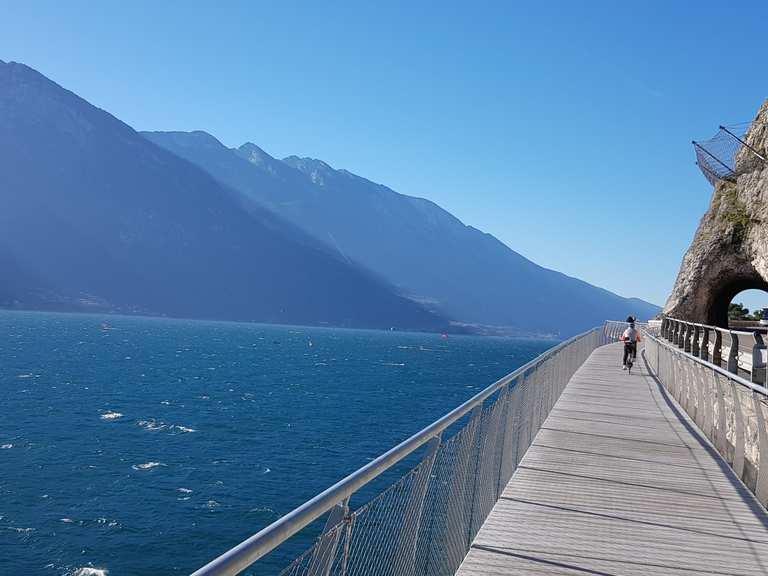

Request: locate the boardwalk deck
(456, 342), (768, 576)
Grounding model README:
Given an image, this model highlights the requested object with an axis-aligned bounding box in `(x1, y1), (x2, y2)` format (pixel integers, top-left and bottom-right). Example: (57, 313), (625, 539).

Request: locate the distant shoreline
(0, 305), (561, 341)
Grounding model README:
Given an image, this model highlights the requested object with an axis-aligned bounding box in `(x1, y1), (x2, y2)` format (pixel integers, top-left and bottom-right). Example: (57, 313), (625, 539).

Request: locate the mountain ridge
(0, 60), (448, 331)
(144, 130), (659, 336)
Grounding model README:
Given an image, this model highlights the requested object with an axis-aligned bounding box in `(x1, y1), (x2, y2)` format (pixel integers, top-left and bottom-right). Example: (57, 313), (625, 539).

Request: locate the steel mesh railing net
(693, 122), (752, 185)
(273, 328), (606, 576)
(644, 333), (768, 507)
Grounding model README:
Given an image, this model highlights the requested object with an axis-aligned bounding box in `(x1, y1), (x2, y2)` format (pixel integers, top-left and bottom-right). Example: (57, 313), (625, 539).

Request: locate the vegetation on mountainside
(713, 185), (752, 245)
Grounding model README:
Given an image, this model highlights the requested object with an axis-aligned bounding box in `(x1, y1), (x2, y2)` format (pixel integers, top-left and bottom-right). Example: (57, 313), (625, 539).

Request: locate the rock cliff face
(664, 99), (768, 326)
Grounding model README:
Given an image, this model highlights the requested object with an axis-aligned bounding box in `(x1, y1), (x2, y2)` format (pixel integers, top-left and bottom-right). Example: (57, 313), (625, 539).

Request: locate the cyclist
(619, 316), (641, 370)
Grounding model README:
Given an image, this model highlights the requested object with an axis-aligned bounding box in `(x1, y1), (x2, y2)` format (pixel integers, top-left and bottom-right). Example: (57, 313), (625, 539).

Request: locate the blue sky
(1, 1), (767, 309)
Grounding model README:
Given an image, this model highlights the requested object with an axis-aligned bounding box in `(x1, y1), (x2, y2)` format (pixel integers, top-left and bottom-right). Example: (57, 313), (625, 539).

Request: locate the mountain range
(0, 59), (658, 335)
(0, 60), (445, 331)
(143, 133), (659, 336)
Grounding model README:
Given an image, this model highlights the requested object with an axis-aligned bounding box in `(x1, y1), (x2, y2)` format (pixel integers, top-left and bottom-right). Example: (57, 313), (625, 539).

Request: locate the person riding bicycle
(619, 316), (641, 370)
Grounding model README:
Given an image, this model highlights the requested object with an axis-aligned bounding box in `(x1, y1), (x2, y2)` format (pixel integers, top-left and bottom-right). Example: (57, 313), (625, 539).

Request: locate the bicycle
(624, 341), (637, 374)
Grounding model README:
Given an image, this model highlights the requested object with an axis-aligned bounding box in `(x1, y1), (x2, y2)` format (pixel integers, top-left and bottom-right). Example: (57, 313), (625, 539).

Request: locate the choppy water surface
(0, 310), (552, 575)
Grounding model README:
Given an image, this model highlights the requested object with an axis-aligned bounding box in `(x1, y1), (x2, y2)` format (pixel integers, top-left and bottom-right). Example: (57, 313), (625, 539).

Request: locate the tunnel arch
(706, 276), (768, 328)
(664, 245), (768, 327)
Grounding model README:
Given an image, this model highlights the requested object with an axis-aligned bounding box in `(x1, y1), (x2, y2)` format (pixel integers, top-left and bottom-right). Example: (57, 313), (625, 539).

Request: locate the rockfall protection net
(274, 327), (609, 576)
(693, 122), (752, 186)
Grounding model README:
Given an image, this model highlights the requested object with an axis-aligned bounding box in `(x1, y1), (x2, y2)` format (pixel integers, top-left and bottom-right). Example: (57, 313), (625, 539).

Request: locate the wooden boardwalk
(456, 343), (768, 576)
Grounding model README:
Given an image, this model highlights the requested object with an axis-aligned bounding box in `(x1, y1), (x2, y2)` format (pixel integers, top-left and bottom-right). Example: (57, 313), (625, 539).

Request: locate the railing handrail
(666, 316), (766, 337)
(191, 325), (603, 576)
(644, 328), (768, 397)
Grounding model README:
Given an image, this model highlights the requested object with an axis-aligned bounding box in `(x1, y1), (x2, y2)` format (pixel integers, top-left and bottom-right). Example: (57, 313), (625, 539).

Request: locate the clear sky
(2, 0), (767, 309)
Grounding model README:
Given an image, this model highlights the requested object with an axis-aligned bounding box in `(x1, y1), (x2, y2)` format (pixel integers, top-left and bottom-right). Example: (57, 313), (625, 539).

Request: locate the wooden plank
(456, 343), (768, 576)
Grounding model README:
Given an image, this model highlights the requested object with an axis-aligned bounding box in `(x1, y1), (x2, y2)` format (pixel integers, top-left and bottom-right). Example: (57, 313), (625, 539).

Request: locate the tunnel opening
(708, 279), (768, 328)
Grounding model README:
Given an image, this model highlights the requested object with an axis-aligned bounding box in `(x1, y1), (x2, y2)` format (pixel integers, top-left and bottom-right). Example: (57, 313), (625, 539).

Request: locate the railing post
(392, 435), (441, 576)
(730, 382), (746, 479)
(701, 327), (710, 362)
(684, 323), (693, 353)
(444, 404), (481, 571)
(306, 499), (350, 576)
(752, 391), (768, 506)
(527, 368), (540, 449)
(685, 356), (694, 411)
(701, 362), (715, 439)
(692, 325), (700, 356)
(498, 382), (521, 490)
(694, 363), (706, 429)
(714, 370), (728, 456)
(713, 330), (723, 367)
(339, 512), (353, 576)
(465, 404), (489, 550)
(514, 371), (532, 465)
(752, 332), (767, 385)
(727, 332), (739, 374)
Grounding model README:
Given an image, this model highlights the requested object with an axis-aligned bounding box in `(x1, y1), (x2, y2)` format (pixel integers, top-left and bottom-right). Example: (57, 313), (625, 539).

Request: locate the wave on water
(137, 419), (196, 434)
(132, 462), (166, 471)
(137, 419), (164, 432)
(381, 362), (405, 366)
(96, 517), (119, 527)
(71, 568), (108, 576)
(1, 443), (13, 449)
(177, 487), (193, 494)
(248, 506), (276, 515)
(100, 411), (123, 421)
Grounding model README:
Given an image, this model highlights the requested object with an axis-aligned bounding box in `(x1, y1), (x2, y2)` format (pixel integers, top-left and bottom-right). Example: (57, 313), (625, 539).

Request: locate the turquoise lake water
(0, 310), (553, 575)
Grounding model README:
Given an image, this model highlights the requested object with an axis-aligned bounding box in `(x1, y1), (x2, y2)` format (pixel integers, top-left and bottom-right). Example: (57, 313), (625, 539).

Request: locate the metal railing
(192, 324), (615, 576)
(660, 317), (767, 384)
(644, 330), (768, 507)
(604, 319), (652, 340)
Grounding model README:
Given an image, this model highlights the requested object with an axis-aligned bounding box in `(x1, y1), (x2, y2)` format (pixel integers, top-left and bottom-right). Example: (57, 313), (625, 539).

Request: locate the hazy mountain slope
(145, 131), (659, 336)
(0, 60), (447, 330)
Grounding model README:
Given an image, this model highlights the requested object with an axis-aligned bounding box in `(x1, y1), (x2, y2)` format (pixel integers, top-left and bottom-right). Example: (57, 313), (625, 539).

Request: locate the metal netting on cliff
(693, 122), (753, 186)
